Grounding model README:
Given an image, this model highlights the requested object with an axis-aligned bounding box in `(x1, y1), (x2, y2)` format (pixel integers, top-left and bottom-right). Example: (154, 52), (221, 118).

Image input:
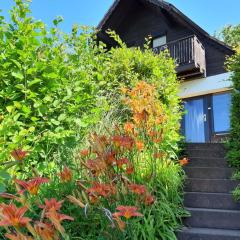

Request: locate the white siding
(179, 72), (232, 99)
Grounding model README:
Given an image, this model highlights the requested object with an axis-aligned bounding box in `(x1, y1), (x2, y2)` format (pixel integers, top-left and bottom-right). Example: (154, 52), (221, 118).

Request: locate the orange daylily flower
(133, 110), (149, 125)
(126, 164), (134, 175)
(116, 158), (129, 168)
(58, 166), (73, 182)
(105, 151), (116, 165)
(112, 135), (134, 150)
(179, 157), (189, 166)
(16, 177), (49, 195)
(135, 140), (144, 151)
(153, 152), (165, 159)
(39, 198), (64, 212)
(128, 184), (146, 195)
(124, 122), (134, 134)
(5, 232), (33, 240)
(46, 209), (74, 235)
(89, 195), (99, 204)
(113, 206), (143, 220)
(87, 182), (116, 198)
(144, 194), (155, 206)
(0, 203), (31, 227)
(11, 149), (28, 161)
(148, 130), (157, 138)
(34, 222), (57, 240)
(85, 158), (107, 176)
(80, 149), (89, 157)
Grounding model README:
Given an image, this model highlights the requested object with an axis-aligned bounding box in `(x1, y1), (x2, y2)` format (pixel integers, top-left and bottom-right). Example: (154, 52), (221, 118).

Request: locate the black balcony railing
(153, 35), (206, 78)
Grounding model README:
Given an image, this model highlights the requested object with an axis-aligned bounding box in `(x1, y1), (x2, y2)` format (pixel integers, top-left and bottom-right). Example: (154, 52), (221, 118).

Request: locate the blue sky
(0, 0), (239, 35)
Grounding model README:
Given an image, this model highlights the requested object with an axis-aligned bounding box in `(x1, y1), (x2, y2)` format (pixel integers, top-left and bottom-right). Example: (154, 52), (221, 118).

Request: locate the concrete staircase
(177, 143), (240, 240)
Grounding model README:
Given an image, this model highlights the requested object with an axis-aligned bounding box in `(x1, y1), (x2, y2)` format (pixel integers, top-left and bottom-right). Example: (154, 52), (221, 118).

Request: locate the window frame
(152, 34), (167, 49)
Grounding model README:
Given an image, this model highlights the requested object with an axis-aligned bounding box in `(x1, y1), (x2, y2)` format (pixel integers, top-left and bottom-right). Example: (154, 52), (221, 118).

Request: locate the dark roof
(98, 0), (233, 52)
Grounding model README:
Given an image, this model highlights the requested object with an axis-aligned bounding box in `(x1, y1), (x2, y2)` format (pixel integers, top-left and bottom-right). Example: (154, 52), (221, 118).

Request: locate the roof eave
(97, 0), (234, 53)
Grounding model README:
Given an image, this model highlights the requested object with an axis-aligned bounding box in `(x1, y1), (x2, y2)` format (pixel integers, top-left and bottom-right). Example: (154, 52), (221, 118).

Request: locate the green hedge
(227, 53), (240, 168)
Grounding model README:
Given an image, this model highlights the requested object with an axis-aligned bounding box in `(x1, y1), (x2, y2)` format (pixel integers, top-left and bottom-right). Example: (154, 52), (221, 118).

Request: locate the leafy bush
(217, 24), (240, 50)
(0, 0), (109, 172)
(103, 33), (181, 153)
(227, 52), (240, 169)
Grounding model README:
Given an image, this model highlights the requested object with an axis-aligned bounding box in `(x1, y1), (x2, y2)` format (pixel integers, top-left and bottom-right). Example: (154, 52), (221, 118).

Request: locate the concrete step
(184, 208), (240, 230)
(185, 178), (239, 193)
(187, 157), (228, 168)
(184, 192), (240, 210)
(186, 143), (226, 151)
(177, 227), (240, 240)
(187, 149), (226, 158)
(184, 167), (233, 179)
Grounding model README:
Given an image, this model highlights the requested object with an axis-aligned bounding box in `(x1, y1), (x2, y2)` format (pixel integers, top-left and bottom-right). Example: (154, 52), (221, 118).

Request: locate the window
(212, 92), (231, 133)
(153, 35), (167, 48)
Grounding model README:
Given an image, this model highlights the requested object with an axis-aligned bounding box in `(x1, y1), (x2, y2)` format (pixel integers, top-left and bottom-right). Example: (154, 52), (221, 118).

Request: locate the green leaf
(12, 71), (24, 80)
(22, 105), (31, 114)
(11, 59), (21, 69)
(51, 119), (60, 126)
(28, 78), (41, 87)
(28, 126), (35, 132)
(58, 113), (66, 121)
(53, 16), (64, 26)
(6, 105), (14, 113)
(31, 117), (39, 122)
(0, 170), (11, 180)
(0, 183), (6, 193)
(13, 101), (22, 109)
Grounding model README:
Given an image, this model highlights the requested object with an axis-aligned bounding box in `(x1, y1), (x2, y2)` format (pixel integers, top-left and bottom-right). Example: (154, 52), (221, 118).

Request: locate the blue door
(184, 98), (206, 143)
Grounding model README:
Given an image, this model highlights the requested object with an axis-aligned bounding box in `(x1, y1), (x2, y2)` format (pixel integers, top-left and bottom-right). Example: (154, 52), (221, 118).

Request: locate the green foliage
(233, 185), (240, 201)
(103, 31), (181, 151)
(0, 0), (109, 170)
(217, 24), (240, 49)
(232, 170), (240, 180)
(227, 52), (240, 169)
(224, 27), (240, 199)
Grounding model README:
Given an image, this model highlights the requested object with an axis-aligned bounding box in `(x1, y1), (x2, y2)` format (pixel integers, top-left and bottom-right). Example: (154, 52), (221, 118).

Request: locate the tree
(217, 24), (240, 50)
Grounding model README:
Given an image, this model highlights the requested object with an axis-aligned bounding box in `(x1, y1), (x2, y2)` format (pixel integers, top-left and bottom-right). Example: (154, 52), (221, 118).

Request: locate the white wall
(179, 72), (232, 99)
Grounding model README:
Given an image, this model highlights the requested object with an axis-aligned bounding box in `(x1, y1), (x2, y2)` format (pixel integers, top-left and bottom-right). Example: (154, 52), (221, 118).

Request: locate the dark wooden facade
(98, 0), (234, 79)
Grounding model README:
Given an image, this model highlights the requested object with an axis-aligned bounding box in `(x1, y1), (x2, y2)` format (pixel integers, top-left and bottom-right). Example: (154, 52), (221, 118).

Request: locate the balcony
(153, 35), (206, 78)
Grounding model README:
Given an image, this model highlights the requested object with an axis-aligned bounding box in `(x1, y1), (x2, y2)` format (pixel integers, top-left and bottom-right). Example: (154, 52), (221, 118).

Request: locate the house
(97, 0), (235, 143)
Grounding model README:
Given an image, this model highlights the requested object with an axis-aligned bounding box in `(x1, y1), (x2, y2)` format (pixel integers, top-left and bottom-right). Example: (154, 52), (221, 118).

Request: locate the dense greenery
(227, 51), (240, 200)
(220, 24), (240, 200)
(0, 0), (111, 175)
(217, 24), (240, 49)
(0, 1), (186, 239)
(227, 53), (240, 168)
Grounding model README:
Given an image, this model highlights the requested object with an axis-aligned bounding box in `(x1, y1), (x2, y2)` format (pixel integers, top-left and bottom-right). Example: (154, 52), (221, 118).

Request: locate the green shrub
(102, 32), (181, 156)
(227, 52), (240, 168)
(0, 0), (109, 170)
